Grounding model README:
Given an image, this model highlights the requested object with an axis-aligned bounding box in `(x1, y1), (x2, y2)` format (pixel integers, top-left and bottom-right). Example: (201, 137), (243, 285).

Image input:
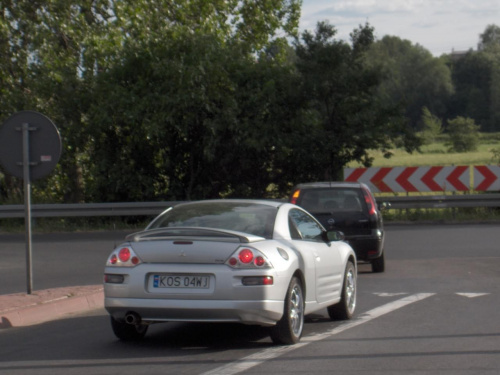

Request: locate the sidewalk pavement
(0, 285), (104, 329)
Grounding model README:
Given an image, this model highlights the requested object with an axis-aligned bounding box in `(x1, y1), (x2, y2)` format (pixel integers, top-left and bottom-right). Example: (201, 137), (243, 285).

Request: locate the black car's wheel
(371, 252), (385, 273)
(110, 316), (148, 341)
(270, 277), (304, 345)
(327, 261), (356, 320)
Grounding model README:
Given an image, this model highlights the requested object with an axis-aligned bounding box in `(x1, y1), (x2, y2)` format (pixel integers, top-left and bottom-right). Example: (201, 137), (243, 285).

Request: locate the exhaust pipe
(125, 312), (141, 325)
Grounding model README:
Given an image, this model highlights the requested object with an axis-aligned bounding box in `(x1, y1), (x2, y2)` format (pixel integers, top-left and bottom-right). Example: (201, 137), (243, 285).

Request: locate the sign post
(0, 111), (62, 294)
(22, 122), (34, 293)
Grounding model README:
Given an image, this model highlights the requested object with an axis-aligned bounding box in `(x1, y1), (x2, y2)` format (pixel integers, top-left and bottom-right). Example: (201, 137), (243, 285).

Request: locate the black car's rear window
(147, 202), (277, 238)
(298, 188), (365, 213)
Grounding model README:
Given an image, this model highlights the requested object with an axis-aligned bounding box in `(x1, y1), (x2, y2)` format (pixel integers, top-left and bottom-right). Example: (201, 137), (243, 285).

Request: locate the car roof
(292, 181), (364, 190)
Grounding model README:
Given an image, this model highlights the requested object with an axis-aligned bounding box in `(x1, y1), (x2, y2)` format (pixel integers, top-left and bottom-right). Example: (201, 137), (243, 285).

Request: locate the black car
(290, 181), (388, 273)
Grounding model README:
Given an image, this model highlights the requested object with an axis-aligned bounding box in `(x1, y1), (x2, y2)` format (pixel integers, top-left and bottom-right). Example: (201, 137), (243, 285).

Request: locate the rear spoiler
(125, 227), (265, 244)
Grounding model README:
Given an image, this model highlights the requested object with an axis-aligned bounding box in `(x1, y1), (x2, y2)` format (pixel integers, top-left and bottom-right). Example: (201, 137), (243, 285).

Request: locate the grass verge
(382, 206), (500, 224)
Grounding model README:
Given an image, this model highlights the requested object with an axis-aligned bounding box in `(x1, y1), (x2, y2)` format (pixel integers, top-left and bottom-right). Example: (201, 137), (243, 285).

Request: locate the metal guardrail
(1, 195), (500, 219)
(0, 201), (182, 219)
(381, 194), (500, 209)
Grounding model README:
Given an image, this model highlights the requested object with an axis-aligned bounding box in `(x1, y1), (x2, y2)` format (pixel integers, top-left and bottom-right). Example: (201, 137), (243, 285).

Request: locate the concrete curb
(0, 285), (104, 329)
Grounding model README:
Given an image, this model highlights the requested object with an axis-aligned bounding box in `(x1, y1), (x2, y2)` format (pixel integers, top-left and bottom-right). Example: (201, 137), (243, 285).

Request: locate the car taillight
(362, 187), (376, 216)
(254, 256), (266, 267)
(290, 189), (300, 205)
(106, 246), (142, 267)
(226, 247), (272, 269)
(239, 249), (254, 264)
(118, 247), (131, 262)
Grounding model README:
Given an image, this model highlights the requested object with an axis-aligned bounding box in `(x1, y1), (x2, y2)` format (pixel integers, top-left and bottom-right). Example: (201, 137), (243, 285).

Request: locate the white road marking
(201, 293), (435, 375)
(456, 293), (490, 298)
(374, 292), (408, 297)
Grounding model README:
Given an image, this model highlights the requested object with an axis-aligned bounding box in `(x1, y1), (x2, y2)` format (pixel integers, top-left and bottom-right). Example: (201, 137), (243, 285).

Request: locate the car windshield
(147, 201), (277, 239)
(299, 188), (365, 213)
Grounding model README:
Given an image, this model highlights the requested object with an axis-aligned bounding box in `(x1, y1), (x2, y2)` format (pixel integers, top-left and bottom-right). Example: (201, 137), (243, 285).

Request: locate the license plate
(152, 274), (210, 289)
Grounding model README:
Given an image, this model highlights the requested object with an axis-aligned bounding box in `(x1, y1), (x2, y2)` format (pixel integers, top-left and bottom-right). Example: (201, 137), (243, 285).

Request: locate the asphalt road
(1, 230), (131, 294)
(0, 224), (499, 374)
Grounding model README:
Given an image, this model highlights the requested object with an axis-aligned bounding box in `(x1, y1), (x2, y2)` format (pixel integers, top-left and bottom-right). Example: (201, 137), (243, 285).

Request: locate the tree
(88, 32), (302, 201)
(479, 24), (500, 50)
(286, 22), (421, 182)
(418, 107), (443, 145)
(448, 47), (500, 131)
(111, 0), (301, 53)
(446, 117), (480, 152)
(447, 25), (500, 132)
(479, 25), (500, 132)
(0, 0), (302, 203)
(0, 1), (47, 202)
(365, 36), (453, 131)
(88, 33), (233, 201)
(0, 0), (122, 203)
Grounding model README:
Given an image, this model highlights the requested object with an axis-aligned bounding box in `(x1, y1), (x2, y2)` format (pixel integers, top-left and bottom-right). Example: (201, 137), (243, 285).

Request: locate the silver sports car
(104, 200), (357, 345)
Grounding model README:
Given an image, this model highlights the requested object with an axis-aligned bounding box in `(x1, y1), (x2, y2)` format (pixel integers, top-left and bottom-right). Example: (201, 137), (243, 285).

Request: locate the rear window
(297, 188), (365, 213)
(147, 202), (277, 238)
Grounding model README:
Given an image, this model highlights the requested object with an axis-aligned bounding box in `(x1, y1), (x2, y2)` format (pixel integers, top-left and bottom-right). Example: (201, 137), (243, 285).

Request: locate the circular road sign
(0, 111), (62, 180)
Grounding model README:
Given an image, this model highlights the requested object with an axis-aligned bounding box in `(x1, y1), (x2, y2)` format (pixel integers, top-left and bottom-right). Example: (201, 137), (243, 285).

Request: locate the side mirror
(378, 201), (391, 211)
(327, 230), (345, 242)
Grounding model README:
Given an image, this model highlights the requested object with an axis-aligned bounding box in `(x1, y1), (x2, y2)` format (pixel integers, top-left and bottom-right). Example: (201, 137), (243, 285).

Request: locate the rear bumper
(344, 232), (384, 261)
(105, 297), (283, 326)
(103, 262), (290, 327)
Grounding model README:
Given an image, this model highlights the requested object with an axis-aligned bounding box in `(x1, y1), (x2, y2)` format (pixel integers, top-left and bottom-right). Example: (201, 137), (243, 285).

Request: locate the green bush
(418, 107), (443, 145)
(446, 116), (480, 152)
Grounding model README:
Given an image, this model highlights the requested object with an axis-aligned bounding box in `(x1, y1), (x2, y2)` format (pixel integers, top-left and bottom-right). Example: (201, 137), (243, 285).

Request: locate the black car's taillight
(290, 189), (300, 205)
(362, 187), (376, 216)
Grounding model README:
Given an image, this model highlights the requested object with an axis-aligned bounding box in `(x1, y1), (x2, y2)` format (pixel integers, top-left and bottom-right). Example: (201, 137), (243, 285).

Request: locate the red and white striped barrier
(344, 166), (470, 193)
(473, 166), (500, 191)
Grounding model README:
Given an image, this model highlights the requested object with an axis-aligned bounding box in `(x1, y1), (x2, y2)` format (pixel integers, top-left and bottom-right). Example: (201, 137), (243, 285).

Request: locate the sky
(299, 0), (500, 56)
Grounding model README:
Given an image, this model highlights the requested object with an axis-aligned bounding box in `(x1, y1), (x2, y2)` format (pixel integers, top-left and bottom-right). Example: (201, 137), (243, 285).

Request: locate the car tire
(371, 252), (385, 273)
(270, 276), (304, 345)
(327, 261), (356, 320)
(110, 316), (148, 341)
